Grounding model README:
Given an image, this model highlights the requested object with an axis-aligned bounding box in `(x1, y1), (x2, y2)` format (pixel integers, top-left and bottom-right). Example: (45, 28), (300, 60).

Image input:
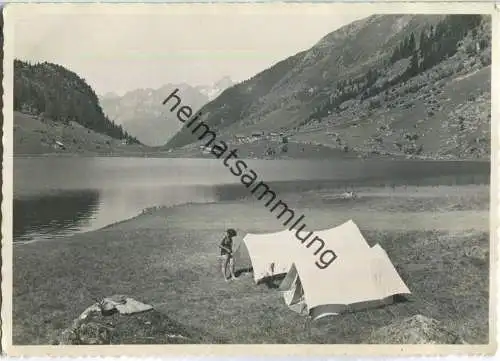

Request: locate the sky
(12, 5), (367, 96)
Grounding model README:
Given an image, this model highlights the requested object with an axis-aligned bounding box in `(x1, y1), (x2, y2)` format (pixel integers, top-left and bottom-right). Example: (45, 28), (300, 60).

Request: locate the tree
(409, 33), (416, 52)
(408, 51), (419, 77)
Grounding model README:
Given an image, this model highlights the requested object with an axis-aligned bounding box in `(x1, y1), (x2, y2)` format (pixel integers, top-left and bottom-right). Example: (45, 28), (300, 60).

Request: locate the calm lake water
(13, 157), (490, 243)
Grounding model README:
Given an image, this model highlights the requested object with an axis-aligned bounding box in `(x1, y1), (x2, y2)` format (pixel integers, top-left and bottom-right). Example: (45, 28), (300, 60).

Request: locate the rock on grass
(57, 309), (224, 345)
(367, 315), (464, 344)
(464, 245), (488, 263)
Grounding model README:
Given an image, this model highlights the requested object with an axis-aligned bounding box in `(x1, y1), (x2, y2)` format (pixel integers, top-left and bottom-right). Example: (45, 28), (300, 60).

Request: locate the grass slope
(13, 112), (148, 156)
(292, 65), (490, 160)
(13, 185), (489, 344)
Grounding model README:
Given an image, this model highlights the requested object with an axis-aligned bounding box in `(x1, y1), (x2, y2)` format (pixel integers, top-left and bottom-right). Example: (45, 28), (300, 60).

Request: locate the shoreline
(12, 152), (492, 163)
(14, 183), (490, 247)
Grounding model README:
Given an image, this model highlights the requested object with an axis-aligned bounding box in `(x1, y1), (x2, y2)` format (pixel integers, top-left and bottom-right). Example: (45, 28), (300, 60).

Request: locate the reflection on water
(14, 185), (218, 243)
(14, 190), (101, 242)
(13, 157), (490, 243)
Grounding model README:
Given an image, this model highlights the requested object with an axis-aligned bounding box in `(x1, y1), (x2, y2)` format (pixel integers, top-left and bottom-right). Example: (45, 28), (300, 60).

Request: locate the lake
(13, 157), (490, 243)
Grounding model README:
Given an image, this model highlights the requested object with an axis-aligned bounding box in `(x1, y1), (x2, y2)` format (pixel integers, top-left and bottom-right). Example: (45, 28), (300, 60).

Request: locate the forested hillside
(14, 60), (140, 144)
(306, 15), (487, 123)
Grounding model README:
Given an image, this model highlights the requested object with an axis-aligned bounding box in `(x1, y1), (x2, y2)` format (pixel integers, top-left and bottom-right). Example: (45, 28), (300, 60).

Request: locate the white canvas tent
(280, 220), (411, 320)
(241, 228), (297, 283)
(280, 219), (374, 315)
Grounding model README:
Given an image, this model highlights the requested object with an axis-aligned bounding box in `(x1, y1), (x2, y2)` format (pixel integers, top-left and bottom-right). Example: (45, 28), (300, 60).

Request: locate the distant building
(251, 131), (264, 138)
(53, 140), (66, 150)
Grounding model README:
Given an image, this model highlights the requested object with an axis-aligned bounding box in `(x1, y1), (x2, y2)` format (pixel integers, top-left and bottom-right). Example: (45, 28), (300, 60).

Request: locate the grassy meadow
(13, 184), (490, 344)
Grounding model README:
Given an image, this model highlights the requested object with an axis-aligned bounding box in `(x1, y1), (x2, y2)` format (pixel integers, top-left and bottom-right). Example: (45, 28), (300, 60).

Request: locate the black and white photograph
(1, 2), (496, 356)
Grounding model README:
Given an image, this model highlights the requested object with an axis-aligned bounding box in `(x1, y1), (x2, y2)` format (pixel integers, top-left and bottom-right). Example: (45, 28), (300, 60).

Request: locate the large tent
(241, 220), (411, 319)
(280, 219), (375, 316)
(280, 220), (411, 320)
(280, 243), (412, 320)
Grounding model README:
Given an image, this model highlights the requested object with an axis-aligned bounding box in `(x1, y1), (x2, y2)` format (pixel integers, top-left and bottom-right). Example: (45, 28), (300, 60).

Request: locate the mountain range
(99, 77), (234, 146)
(165, 14), (491, 161)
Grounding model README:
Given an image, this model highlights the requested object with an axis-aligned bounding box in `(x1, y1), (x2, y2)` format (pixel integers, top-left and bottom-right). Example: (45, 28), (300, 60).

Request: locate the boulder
(367, 315), (464, 344)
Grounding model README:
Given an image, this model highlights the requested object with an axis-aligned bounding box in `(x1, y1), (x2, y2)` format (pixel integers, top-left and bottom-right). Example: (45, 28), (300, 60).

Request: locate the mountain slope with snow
(99, 77), (234, 146)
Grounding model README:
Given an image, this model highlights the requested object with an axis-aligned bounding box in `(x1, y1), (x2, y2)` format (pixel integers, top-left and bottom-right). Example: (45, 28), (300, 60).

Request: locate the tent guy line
(163, 88), (338, 270)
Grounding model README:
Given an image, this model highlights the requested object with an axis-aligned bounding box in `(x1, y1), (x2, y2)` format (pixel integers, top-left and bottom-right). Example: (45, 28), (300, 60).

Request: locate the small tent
(280, 220), (411, 320)
(239, 228), (297, 283)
